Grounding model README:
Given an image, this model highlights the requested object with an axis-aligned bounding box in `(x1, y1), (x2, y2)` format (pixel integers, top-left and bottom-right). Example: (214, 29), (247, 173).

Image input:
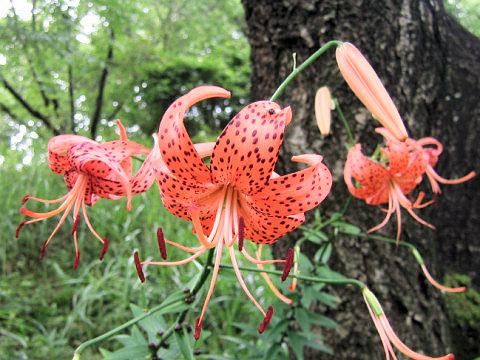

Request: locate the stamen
(22, 195), (30, 205)
(194, 316), (202, 340)
(73, 232), (80, 269)
(40, 242), (47, 260)
(188, 205), (216, 249)
(281, 248), (294, 282)
(73, 251), (80, 269)
(134, 251), (145, 282)
(71, 214), (81, 235)
(258, 305), (274, 333)
(238, 216), (245, 251)
(15, 221), (27, 238)
(99, 237), (109, 260)
(157, 227), (168, 259)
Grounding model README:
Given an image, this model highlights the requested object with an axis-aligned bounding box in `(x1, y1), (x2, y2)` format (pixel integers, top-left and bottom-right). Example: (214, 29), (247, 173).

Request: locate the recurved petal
(246, 154), (332, 216)
(68, 142), (131, 199)
(344, 144), (390, 200)
(239, 195), (305, 244)
(210, 102), (291, 195)
(48, 135), (97, 174)
(158, 86), (231, 186)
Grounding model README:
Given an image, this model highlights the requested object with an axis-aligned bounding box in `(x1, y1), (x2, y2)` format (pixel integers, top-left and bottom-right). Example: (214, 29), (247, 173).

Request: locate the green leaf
(295, 308), (311, 332)
(263, 342), (282, 360)
(174, 327), (194, 360)
(289, 333), (305, 360)
(102, 345), (150, 360)
(315, 243), (332, 264)
(306, 312), (338, 328)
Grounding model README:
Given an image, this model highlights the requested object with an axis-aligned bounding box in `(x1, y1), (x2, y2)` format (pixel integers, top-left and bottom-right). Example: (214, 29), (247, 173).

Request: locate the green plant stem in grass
(340, 231), (425, 265)
(158, 249), (215, 344)
(333, 98), (355, 146)
(270, 40), (342, 102)
(72, 249), (215, 360)
(217, 263), (366, 289)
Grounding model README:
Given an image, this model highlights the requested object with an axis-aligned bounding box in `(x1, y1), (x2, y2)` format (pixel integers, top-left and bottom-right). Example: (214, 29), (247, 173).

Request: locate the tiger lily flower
(415, 137), (475, 194)
(336, 42), (409, 141)
(344, 128), (433, 243)
(363, 288), (455, 360)
(134, 86), (332, 338)
(17, 120), (151, 268)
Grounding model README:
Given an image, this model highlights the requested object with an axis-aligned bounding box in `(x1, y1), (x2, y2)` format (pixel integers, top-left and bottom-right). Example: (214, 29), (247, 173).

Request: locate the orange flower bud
(336, 42), (409, 141)
(315, 86), (332, 136)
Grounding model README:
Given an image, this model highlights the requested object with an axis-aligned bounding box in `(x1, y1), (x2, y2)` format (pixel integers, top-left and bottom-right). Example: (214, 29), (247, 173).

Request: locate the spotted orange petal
(48, 135), (97, 174)
(238, 195), (305, 244)
(210, 102), (291, 195)
(344, 144), (390, 201)
(246, 154), (332, 216)
(158, 86), (231, 186)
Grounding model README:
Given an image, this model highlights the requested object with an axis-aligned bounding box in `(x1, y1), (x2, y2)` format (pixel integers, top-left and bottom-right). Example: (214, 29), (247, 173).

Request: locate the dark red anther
(71, 214), (81, 235)
(194, 316), (202, 340)
(281, 248), (294, 282)
(238, 216), (245, 251)
(99, 237), (109, 260)
(134, 251), (145, 282)
(40, 242), (47, 260)
(157, 227), (167, 260)
(258, 305), (274, 333)
(15, 221), (27, 238)
(73, 251), (80, 269)
(21, 195), (30, 205)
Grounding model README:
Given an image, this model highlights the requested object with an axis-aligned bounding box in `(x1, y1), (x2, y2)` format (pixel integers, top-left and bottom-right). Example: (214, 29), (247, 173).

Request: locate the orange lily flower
(344, 128), (434, 242)
(17, 120), (151, 268)
(336, 42), (409, 141)
(135, 86), (332, 338)
(363, 288), (454, 360)
(415, 137), (475, 194)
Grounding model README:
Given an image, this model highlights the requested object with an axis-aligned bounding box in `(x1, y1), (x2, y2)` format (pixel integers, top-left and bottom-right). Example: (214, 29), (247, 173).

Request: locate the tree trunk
(242, 0), (479, 359)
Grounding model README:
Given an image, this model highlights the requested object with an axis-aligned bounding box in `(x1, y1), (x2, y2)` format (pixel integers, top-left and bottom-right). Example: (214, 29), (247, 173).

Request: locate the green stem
(217, 263), (366, 289)
(341, 231), (424, 264)
(73, 249), (215, 359)
(270, 40), (342, 102)
(333, 98), (354, 145)
(72, 295), (188, 358)
(158, 249), (215, 344)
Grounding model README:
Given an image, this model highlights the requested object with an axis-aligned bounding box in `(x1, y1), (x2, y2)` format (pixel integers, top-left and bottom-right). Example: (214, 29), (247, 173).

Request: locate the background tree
(242, 0), (479, 359)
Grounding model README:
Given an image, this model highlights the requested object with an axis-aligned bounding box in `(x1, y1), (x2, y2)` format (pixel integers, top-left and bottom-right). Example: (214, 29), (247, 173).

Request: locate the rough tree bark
(242, 0), (479, 359)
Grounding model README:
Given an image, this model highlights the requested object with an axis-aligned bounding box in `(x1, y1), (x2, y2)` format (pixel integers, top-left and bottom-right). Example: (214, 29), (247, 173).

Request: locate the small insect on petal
(238, 216), (245, 251)
(99, 237), (109, 260)
(134, 251), (145, 282)
(281, 248), (294, 282)
(258, 305), (274, 333)
(157, 227), (168, 260)
(15, 221), (27, 238)
(194, 316), (202, 340)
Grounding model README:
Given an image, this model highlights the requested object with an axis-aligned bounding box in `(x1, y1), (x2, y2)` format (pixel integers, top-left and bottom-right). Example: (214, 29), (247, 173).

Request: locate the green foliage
(444, 0), (480, 37)
(0, 0), (249, 139)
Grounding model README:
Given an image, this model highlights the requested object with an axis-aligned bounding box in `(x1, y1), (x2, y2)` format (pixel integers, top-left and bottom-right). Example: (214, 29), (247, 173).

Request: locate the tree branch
(1, 74), (59, 135)
(0, 101), (20, 122)
(68, 65), (75, 132)
(106, 101), (123, 121)
(90, 29), (115, 138)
